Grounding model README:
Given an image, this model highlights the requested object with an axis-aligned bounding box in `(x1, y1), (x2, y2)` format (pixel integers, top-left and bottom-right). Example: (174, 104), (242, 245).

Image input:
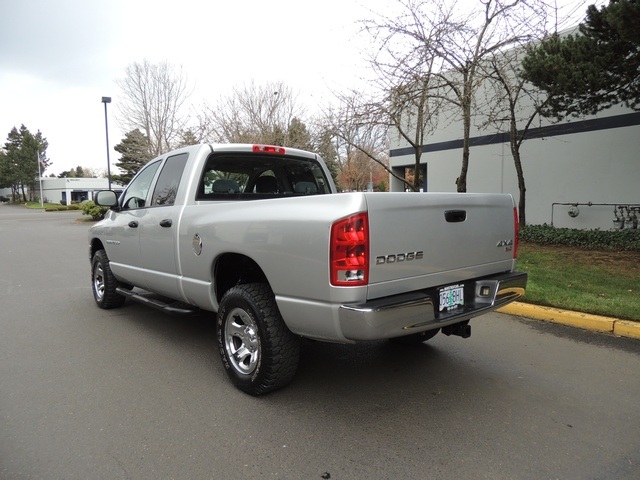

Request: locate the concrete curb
(497, 302), (640, 340)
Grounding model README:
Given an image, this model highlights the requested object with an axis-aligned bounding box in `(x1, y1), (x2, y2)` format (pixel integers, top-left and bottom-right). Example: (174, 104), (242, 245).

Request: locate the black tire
(91, 249), (126, 309)
(391, 328), (440, 345)
(216, 283), (300, 396)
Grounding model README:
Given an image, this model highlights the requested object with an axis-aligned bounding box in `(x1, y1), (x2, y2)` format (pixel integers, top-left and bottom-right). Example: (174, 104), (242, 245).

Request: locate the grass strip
(517, 243), (640, 322)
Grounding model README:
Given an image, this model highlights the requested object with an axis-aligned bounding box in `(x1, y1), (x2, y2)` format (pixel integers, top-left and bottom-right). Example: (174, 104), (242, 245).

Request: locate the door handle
(160, 219), (173, 228)
(444, 210), (466, 223)
(128, 221), (139, 228)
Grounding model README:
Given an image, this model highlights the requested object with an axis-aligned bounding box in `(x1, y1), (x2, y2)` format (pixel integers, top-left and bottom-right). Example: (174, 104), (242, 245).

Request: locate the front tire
(216, 283), (300, 395)
(91, 249), (126, 309)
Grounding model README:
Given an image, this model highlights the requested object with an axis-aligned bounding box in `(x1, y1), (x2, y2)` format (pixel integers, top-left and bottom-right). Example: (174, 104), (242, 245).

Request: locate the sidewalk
(498, 302), (640, 340)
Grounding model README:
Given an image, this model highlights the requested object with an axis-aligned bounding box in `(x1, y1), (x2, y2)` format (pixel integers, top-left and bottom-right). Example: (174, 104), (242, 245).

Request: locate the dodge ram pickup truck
(89, 143), (527, 395)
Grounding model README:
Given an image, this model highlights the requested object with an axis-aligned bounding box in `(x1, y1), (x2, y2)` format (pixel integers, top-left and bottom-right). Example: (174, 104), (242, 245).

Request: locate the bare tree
(481, 50), (545, 226)
(322, 93), (394, 191)
(431, 0), (549, 192)
(116, 60), (191, 157)
(82, 166), (107, 178)
(475, 1), (581, 225)
(363, 0), (546, 192)
(200, 81), (307, 146)
(359, 0), (450, 191)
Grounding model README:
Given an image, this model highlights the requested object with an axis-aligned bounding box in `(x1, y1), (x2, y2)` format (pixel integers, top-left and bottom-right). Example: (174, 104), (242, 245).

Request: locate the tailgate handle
(445, 210), (466, 223)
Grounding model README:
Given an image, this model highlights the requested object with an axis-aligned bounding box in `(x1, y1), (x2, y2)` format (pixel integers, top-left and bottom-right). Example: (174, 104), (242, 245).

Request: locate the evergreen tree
(287, 117), (312, 150)
(312, 129), (340, 188)
(1, 125), (49, 202)
(521, 0), (640, 119)
(112, 129), (153, 185)
(58, 169), (76, 178)
(175, 129), (200, 148)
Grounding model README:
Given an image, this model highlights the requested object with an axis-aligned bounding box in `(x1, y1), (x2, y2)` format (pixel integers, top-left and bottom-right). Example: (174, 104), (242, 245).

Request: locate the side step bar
(116, 287), (200, 316)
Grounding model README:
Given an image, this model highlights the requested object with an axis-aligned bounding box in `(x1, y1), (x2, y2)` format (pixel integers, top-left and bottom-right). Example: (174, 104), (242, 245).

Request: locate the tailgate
(365, 192), (517, 299)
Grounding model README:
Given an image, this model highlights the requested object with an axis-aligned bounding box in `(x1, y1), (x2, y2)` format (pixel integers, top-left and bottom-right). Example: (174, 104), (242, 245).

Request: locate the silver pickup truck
(89, 143), (526, 395)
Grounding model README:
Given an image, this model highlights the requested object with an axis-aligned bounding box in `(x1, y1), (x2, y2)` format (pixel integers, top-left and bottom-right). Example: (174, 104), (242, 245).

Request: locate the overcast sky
(0, 0), (591, 176)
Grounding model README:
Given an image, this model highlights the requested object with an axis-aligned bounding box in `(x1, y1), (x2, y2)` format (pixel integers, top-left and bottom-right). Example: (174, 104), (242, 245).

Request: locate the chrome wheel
(216, 283), (300, 395)
(93, 262), (105, 302)
(90, 250), (125, 309)
(224, 307), (260, 375)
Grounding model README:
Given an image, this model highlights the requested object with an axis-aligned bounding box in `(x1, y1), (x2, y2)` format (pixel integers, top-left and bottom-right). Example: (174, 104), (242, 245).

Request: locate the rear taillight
(253, 144), (286, 154)
(330, 213), (369, 286)
(513, 207), (519, 259)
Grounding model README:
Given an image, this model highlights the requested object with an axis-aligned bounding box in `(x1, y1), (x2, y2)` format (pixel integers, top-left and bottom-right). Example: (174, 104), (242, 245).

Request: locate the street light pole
(101, 96), (112, 190)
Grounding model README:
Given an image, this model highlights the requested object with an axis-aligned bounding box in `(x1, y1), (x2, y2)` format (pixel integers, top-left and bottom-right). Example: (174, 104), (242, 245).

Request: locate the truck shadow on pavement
(106, 301), (505, 408)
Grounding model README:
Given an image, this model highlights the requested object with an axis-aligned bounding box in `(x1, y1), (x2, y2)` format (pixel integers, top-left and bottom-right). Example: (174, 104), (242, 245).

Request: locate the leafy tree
(58, 166), (93, 178)
(521, 0), (640, 119)
(1, 125), (50, 202)
(112, 129), (153, 185)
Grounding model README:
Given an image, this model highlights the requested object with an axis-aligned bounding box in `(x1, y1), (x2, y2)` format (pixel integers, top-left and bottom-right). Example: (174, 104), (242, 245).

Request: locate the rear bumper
(338, 271), (527, 341)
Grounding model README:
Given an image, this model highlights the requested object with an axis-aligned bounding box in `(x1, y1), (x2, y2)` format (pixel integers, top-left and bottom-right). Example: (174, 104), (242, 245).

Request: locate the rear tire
(391, 328), (440, 345)
(91, 250), (126, 309)
(216, 283), (300, 395)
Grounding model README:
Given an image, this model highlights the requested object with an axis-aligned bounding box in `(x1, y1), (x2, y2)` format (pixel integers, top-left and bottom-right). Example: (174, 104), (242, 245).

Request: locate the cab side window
(151, 153), (188, 206)
(120, 160), (162, 210)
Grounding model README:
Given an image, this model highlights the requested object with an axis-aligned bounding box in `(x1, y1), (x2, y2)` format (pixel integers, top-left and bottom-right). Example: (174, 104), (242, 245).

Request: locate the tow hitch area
(442, 321), (471, 338)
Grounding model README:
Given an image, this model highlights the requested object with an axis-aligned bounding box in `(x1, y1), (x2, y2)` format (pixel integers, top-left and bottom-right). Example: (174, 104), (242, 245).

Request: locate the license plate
(439, 284), (464, 312)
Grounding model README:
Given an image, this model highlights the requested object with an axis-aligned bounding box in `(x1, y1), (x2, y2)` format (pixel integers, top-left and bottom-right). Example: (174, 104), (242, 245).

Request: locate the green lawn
(517, 243), (640, 321)
(25, 201), (60, 209)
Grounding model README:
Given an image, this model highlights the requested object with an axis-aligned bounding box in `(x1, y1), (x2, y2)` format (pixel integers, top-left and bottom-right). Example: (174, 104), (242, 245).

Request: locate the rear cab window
(196, 151), (331, 201)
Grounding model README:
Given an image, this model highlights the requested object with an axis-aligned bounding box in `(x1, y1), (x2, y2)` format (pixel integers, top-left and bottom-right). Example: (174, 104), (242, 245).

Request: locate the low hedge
(520, 224), (640, 251)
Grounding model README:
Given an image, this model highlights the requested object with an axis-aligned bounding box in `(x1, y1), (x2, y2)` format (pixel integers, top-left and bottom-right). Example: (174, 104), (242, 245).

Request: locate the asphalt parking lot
(1, 205), (639, 479)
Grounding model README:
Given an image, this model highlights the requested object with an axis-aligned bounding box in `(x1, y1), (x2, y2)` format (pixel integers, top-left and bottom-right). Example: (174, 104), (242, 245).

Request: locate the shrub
(67, 204), (80, 210)
(80, 200), (109, 220)
(45, 206), (59, 212)
(520, 224), (640, 251)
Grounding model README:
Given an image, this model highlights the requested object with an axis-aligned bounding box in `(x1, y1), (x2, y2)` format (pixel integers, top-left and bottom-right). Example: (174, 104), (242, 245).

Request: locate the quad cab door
(138, 152), (189, 298)
(105, 159), (163, 289)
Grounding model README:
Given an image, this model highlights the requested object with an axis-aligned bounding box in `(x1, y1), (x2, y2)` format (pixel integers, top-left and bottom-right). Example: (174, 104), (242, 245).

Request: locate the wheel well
(214, 253), (269, 303)
(90, 239), (105, 260)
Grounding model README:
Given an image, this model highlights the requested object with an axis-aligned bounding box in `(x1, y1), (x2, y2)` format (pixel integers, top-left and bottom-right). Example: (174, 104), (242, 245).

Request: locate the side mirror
(94, 190), (118, 207)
